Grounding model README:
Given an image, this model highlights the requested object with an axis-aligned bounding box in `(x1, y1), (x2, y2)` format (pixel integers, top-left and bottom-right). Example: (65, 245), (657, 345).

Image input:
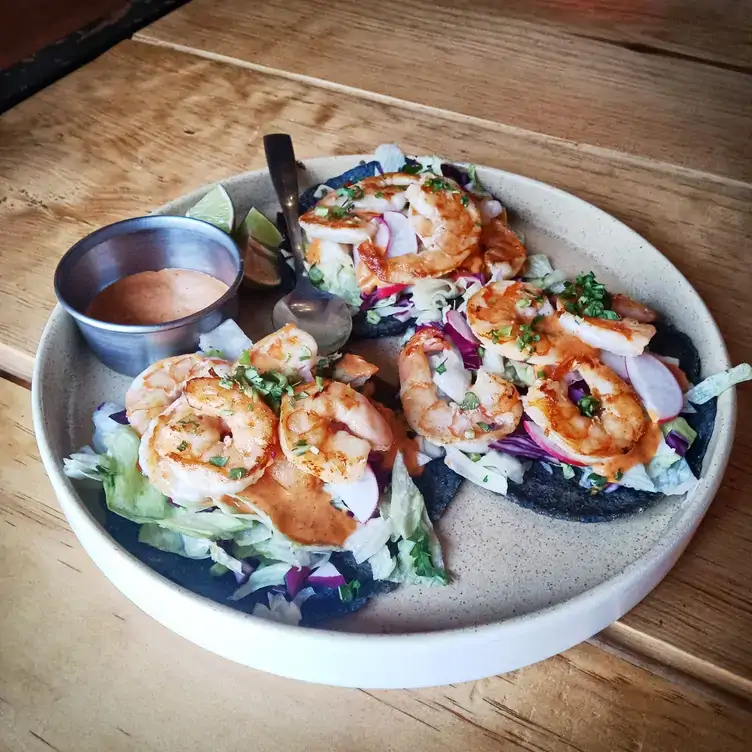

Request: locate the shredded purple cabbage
(444, 321), (482, 370)
(234, 559), (256, 585)
(108, 409), (129, 425)
(665, 430), (689, 457)
(285, 566), (311, 597)
(567, 380), (590, 405)
(490, 428), (556, 461)
(441, 163), (470, 186)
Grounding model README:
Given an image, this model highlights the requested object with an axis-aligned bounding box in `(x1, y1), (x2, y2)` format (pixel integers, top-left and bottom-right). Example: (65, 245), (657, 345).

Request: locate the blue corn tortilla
(502, 320), (717, 522)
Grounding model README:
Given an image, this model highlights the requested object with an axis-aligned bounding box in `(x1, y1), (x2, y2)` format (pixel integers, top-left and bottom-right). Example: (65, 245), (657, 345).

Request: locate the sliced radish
(626, 353), (683, 422)
(324, 465), (380, 523)
(445, 310), (480, 345)
(600, 350), (630, 381)
(383, 211), (417, 257)
(307, 562), (346, 588)
(374, 217), (390, 251)
(524, 421), (587, 466)
(374, 283), (408, 299)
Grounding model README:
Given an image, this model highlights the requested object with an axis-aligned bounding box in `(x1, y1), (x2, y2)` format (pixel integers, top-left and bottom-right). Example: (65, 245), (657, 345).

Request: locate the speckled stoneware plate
(33, 156), (736, 689)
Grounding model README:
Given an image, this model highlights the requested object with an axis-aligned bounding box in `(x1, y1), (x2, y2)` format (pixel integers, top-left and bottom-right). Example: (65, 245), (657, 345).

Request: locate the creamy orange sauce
(227, 457), (356, 547)
(86, 269), (229, 325)
(595, 422), (661, 481)
(372, 403), (424, 477)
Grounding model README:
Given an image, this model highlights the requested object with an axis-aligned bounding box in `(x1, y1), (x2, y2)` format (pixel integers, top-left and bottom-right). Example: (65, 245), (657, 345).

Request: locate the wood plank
(134, 0), (752, 182)
(458, 0), (752, 70)
(1, 40), (751, 695)
(2, 377), (752, 751)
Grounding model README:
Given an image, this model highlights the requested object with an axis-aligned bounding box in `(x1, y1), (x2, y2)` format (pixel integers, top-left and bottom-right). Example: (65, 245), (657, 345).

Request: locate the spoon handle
(263, 133), (307, 278)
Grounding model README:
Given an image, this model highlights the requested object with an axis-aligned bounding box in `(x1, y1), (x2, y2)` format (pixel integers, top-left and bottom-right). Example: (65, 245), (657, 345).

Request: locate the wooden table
(1, 2), (752, 748)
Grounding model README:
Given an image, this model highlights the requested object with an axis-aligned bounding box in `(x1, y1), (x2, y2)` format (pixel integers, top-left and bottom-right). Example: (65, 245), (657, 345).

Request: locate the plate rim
(33, 156), (737, 687)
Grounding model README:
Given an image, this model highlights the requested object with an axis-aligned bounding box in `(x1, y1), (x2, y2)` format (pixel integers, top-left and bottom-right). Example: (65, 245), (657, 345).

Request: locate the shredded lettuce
(374, 143), (406, 173)
(444, 446), (526, 495)
(367, 544), (396, 581)
(64, 447), (112, 483)
(409, 279), (459, 324)
(651, 458), (698, 496)
(523, 255), (554, 280)
(613, 464), (656, 493)
(198, 319), (253, 362)
(430, 348), (471, 404)
(158, 509), (251, 540)
(561, 463), (575, 480)
(138, 525), (212, 559)
(229, 562), (290, 602)
(346, 517), (393, 564)
(645, 437), (681, 479)
(661, 416), (697, 447)
(308, 241), (362, 307)
(252, 587), (315, 625)
(685, 363), (752, 405)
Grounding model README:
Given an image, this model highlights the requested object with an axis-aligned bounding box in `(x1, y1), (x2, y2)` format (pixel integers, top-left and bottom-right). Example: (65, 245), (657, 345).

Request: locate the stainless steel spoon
(264, 133), (352, 354)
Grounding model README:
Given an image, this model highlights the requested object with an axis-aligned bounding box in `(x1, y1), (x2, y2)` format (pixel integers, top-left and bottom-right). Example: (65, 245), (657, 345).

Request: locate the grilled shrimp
(524, 355), (647, 463)
(125, 354), (232, 436)
(139, 377), (277, 503)
(279, 380), (393, 484)
(466, 280), (595, 366)
(609, 293), (658, 324)
(246, 323), (317, 378)
(481, 216), (527, 280)
(332, 353), (379, 387)
(357, 173), (481, 284)
(555, 297), (656, 357)
(299, 173), (415, 245)
(398, 328), (522, 448)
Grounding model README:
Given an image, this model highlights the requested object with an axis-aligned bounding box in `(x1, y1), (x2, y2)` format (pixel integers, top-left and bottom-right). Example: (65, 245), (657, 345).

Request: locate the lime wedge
(241, 207), (283, 249)
(243, 238), (281, 288)
(186, 184), (234, 234)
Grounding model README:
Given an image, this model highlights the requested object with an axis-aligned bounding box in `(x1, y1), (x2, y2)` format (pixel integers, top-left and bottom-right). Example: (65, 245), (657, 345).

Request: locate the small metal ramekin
(54, 215), (243, 376)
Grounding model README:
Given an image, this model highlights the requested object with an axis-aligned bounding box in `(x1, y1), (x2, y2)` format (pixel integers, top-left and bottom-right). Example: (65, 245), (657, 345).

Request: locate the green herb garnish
(477, 346), (485, 358)
(477, 421), (491, 432)
(469, 453), (482, 462)
(209, 456), (228, 467)
(228, 467), (249, 480)
(461, 392), (480, 410)
(587, 473), (608, 494)
(407, 531), (449, 584)
(299, 345), (311, 361)
(338, 579), (362, 602)
(460, 193), (469, 207)
(577, 395), (601, 418)
(375, 190), (384, 199)
(424, 177), (456, 193)
(308, 265), (325, 285)
(516, 316), (542, 354)
(435, 359), (447, 375)
(176, 441), (188, 452)
(203, 348), (225, 358)
(238, 349), (251, 366)
(401, 162), (422, 175)
(489, 325), (513, 342)
(365, 309), (381, 325)
(560, 271), (620, 320)
(482, 475), (489, 483)
(614, 469), (624, 481)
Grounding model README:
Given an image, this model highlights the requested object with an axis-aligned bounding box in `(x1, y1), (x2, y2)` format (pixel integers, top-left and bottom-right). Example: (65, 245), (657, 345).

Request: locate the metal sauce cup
(54, 215), (244, 376)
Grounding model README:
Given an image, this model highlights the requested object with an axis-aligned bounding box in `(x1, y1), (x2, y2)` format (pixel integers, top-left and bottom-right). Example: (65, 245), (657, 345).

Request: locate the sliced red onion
(308, 562), (347, 588)
(604, 483), (620, 493)
(416, 322), (444, 333)
(374, 217), (390, 250)
(108, 409), (129, 425)
(285, 566), (312, 598)
(234, 559), (256, 586)
(383, 211), (417, 257)
(490, 432), (553, 461)
(524, 421), (587, 466)
(665, 430), (689, 457)
(444, 310), (482, 370)
(567, 380), (590, 405)
(600, 351), (631, 381)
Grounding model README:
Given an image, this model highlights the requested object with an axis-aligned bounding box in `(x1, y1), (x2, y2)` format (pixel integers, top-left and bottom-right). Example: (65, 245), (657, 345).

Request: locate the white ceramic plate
(33, 156), (735, 688)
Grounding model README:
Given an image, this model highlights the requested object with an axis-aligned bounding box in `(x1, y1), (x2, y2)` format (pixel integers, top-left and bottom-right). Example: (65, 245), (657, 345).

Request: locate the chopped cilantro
(424, 177), (456, 193)
(516, 316), (542, 354)
(209, 456), (228, 467)
(338, 579), (362, 602)
(176, 441), (188, 452)
(482, 475), (489, 483)
(460, 193), (469, 207)
(577, 395), (601, 418)
(490, 325), (513, 342)
(478, 346), (485, 358)
(477, 421), (491, 432)
(228, 467), (249, 480)
(218, 377), (234, 390)
(469, 453), (482, 462)
(408, 531), (449, 584)
(560, 271), (620, 320)
(537, 370), (546, 379)
(238, 349), (251, 366)
(299, 345), (311, 361)
(203, 348), (225, 358)
(615, 469), (624, 481)
(375, 190), (385, 199)
(435, 359), (447, 375)
(308, 265), (325, 285)
(401, 162), (422, 175)
(315, 375), (325, 392)
(587, 473), (608, 494)
(516, 298), (532, 309)
(365, 309), (381, 325)
(461, 392), (480, 410)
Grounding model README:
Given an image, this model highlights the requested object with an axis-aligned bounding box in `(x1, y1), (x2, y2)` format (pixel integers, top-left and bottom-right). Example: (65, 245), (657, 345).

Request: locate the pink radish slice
(324, 464), (380, 523)
(383, 211), (417, 257)
(524, 421), (587, 467)
(445, 310), (480, 345)
(626, 353), (683, 422)
(374, 283), (408, 299)
(600, 350), (630, 381)
(374, 217), (390, 251)
(307, 562), (346, 588)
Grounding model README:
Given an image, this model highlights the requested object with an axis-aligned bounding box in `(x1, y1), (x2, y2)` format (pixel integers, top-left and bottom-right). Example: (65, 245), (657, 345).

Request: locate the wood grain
(2, 377), (752, 752)
(135, 0), (752, 182)
(1, 41), (751, 697)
